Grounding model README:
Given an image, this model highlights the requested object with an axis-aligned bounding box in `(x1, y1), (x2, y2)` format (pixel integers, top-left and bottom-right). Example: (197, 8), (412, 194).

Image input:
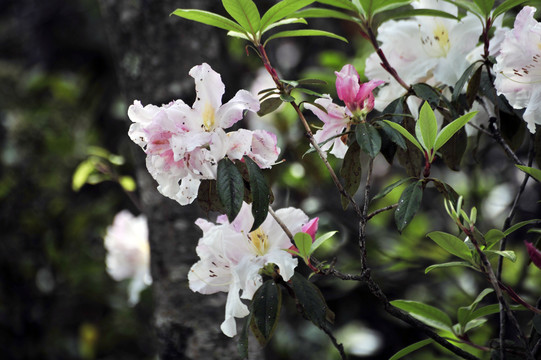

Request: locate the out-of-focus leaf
(427, 231), (473, 261)
(171, 9), (246, 33)
(244, 156), (269, 231)
(217, 158), (244, 222)
(425, 261), (478, 274)
(290, 8), (358, 21)
(516, 165), (541, 182)
(390, 300), (453, 332)
(474, 0), (495, 16)
(452, 62), (481, 103)
(372, 177), (413, 201)
(222, 0), (260, 35)
(389, 339), (433, 360)
(119, 176), (136, 192)
(492, 0), (527, 19)
(470, 304), (525, 321)
(484, 229), (505, 249)
(250, 280), (282, 346)
(316, 0), (357, 11)
(466, 65), (482, 108)
(72, 159), (96, 191)
(432, 179), (459, 203)
(500, 111), (526, 151)
(485, 250), (517, 263)
(356, 122), (381, 158)
(395, 181), (423, 232)
(258, 97), (282, 116)
(357, 0), (412, 16)
(340, 142), (362, 209)
(504, 219), (540, 236)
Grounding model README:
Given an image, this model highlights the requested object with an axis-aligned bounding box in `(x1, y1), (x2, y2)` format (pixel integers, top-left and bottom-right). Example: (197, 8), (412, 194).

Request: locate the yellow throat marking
(202, 102), (215, 131)
(249, 227), (269, 256)
(433, 23), (450, 56)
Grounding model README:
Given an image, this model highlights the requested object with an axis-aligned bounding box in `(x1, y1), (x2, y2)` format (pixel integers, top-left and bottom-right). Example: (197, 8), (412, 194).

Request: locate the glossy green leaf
(416, 102), (438, 152)
(290, 273), (334, 331)
(466, 65), (482, 108)
(372, 177), (413, 201)
(383, 120), (423, 152)
(484, 229), (505, 249)
(250, 280), (282, 346)
(264, 29), (348, 46)
(222, 0), (260, 35)
(516, 165), (541, 182)
(412, 83), (440, 107)
(390, 300), (453, 332)
(395, 181), (423, 232)
(485, 250), (517, 262)
(427, 231), (473, 261)
(493, 0), (529, 19)
(386, 8), (459, 21)
(474, 0), (494, 16)
(434, 111), (477, 151)
(217, 158), (244, 222)
(432, 179), (460, 204)
(238, 313), (252, 359)
(340, 142), (362, 210)
(389, 339), (433, 360)
(464, 318), (487, 333)
(357, 0), (412, 16)
(452, 61), (482, 103)
(315, 0), (357, 11)
(356, 122), (382, 158)
(260, 18), (308, 34)
(504, 219), (540, 236)
(378, 120), (407, 150)
(458, 288), (494, 328)
(244, 156), (269, 231)
(171, 9), (246, 33)
(294, 232), (313, 259)
(258, 97), (282, 116)
(311, 231), (337, 253)
(425, 261), (478, 274)
(291, 8), (358, 21)
(260, 0), (315, 32)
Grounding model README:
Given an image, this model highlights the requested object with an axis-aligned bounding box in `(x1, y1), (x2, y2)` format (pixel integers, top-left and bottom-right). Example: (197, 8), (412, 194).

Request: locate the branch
(366, 203), (398, 220)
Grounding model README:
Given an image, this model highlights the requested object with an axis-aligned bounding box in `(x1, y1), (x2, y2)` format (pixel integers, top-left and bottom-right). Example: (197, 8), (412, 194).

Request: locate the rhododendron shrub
(113, 1), (541, 359)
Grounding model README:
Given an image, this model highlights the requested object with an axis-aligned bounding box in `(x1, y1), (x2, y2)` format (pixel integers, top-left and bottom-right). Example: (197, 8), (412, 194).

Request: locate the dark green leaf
(237, 313), (252, 359)
(340, 142), (362, 210)
(293, 87), (324, 97)
(452, 62), (482, 103)
(264, 29), (348, 46)
(389, 339), (433, 360)
(493, 0), (529, 19)
(258, 97), (282, 116)
(395, 181), (423, 232)
(396, 117), (423, 177)
(431, 179), (459, 204)
(425, 261), (478, 274)
(390, 300), (453, 332)
(382, 96), (406, 125)
(412, 83), (441, 107)
(469, 304), (525, 321)
(250, 280), (282, 346)
(217, 158), (244, 221)
(280, 94), (296, 102)
(372, 177), (413, 201)
(383, 120), (423, 152)
(385, 8), (459, 21)
(290, 273), (334, 331)
(197, 180), (226, 214)
(222, 0), (260, 35)
(356, 122), (382, 158)
(378, 120), (407, 150)
(427, 231), (473, 261)
(500, 110), (526, 151)
(440, 120), (467, 171)
(171, 9), (246, 33)
(244, 156), (269, 231)
(503, 219), (540, 236)
(484, 229), (505, 249)
(297, 78), (328, 86)
(533, 314), (541, 335)
(466, 65), (483, 108)
(260, 0), (315, 33)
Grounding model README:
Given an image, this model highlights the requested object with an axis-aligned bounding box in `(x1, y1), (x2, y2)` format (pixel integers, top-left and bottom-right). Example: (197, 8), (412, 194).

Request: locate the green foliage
(395, 180), (423, 231)
(264, 29), (348, 46)
(389, 339), (433, 360)
(244, 156), (270, 231)
(390, 300), (454, 332)
(217, 158), (244, 221)
(250, 280), (282, 345)
(340, 142), (362, 209)
(355, 122), (381, 158)
(289, 273), (335, 331)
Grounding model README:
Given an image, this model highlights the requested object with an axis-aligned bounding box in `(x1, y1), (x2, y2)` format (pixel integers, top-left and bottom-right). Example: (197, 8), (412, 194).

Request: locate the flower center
(419, 22), (450, 58)
(248, 227), (269, 256)
(500, 52), (541, 84)
(202, 102), (216, 131)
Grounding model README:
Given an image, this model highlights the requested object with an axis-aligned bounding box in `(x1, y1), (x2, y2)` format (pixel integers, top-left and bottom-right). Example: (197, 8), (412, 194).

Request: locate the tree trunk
(97, 1), (262, 358)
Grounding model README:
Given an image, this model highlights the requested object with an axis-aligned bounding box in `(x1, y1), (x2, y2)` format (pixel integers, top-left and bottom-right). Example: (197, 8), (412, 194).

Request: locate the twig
(366, 203), (398, 220)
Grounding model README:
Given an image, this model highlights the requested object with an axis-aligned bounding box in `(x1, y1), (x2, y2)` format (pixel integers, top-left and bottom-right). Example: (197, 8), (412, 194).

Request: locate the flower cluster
(304, 64), (383, 158)
(188, 202), (317, 337)
(494, 6), (541, 133)
(128, 63), (280, 205)
(104, 210), (152, 305)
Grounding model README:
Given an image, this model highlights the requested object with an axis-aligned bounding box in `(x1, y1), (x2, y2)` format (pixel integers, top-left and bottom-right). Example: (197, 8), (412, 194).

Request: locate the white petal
(524, 87), (541, 133)
(188, 257), (232, 295)
(226, 129), (253, 161)
(216, 89), (260, 129)
(175, 175), (201, 205)
(248, 130), (280, 168)
(220, 280), (250, 337)
(190, 63), (225, 122)
(264, 250), (298, 282)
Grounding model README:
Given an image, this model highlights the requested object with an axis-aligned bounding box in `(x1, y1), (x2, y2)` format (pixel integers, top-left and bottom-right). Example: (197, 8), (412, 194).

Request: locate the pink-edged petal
(248, 130), (280, 168)
(226, 129), (253, 161)
(190, 63), (225, 121)
(356, 80), (385, 106)
(525, 241), (541, 269)
(335, 64), (360, 105)
(301, 217), (319, 241)
(216, 89), (260, 129)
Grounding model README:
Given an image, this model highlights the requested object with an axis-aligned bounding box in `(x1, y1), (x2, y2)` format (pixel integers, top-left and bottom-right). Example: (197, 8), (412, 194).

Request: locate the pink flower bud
(335, 64), (384, 115)
(525, 241), (541, 269)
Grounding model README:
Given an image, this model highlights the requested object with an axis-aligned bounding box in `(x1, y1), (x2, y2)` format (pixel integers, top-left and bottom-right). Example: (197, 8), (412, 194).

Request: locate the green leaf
(311, 231), (337, 254)
(294, 232), (313, 259)
(466, 65), (483, 108)
(474, 0), (495, 16)
(297, 78), (328, 86)
(119, 176), (137, 192)
(434, 111), (477, 151)
(469, 304), (525, 321)
(290, 273), (334, 330)
(356, 122), (382, 158)
(395, 181), (423, 232)
(250, 280), (282, 346)
(386, 8), (459, 21)
(389, 339), (433, 360)
(464, 318), (487, 333)
(484, 229), (505, 249)
(516, 165), (541, 182)
(315, 0), (358, 11)
(291, 8), (359, 21)
(485, 250), (517, 262)
(171, 9), (246, 33)
(377, 120), (407, 150)
(258, 97), (282, 116)
(383, 120), (423, 152)
(504, 219), (540, 236)
(217, 158), (244, 222)
(452, 0), (484, 16)
(264, 29), (348, 47)
(372, 177), (413, 201)
(427, 231), (473, 262)
(416, 102), (438, 152)
(260, 18), (308, 34)
(458, 288), (494, 328)
(357, 0), (412, 16)
(222, 0), (260, 35)
(412, 83), (440, 107)
(197, 180), (226, 214)
(260, 0), (315, 32)
(452, 61), (482, 103)
(72, 159), (96, 191)
(244, 156), (269, 231)
(390, 300), (453, 332)
(425, 261), (478, 274)
(432, 179), (460, 204)
(492, 0), (529, 19)
(340, 142), (362, 210)
(237, 313), (252, 359)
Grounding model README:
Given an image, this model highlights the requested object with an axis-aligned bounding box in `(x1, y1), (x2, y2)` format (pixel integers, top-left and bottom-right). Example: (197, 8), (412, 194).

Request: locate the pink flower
(525, 241), (541, 269)
(289, 217), (320, 253)
(335, 64), (384, 116)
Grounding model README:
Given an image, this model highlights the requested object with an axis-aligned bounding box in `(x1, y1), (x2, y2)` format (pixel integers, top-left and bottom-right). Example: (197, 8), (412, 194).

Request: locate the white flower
(365, 0), (482, 111)
(494, 6), (541, 133)
(104, 210), (152, 305)
(128, 63), (279, 205)
(188, 202), (310, 337)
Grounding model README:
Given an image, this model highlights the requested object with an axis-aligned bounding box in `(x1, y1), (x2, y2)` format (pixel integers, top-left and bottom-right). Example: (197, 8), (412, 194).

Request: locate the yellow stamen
(202, 102), (215, 131)
(248, 227), (269, 256)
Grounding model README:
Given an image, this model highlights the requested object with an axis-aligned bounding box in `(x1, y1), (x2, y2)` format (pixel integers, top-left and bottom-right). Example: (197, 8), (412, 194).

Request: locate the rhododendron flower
(494, 6), (541, 133)
(525, 241), (541, 269)
(128, 63), (279, 205)
(104, 210), (152, 305)
(188, 202), (314, 337)
(335, 64), (384, 116)
(365, 0), (482, 111)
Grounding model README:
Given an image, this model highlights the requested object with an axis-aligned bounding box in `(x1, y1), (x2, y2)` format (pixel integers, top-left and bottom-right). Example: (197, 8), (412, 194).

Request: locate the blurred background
(1, 1), (540, 359)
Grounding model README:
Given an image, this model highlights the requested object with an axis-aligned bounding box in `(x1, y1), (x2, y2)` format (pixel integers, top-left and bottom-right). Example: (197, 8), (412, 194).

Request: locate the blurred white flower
(104, 210), (151, 305)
